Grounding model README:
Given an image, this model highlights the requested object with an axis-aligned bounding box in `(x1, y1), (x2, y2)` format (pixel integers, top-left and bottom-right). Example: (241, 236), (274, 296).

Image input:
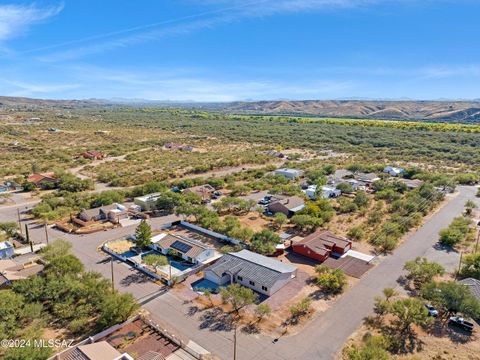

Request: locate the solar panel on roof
(171, 240), (192, 253)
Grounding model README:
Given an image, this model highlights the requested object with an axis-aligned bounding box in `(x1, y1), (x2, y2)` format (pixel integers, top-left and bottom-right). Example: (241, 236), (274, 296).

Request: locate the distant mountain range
(1, 96), (480, 123)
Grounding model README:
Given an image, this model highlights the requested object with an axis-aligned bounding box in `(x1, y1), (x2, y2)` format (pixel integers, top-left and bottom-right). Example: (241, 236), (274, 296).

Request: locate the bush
(347, 226), (365, 241)
(438, 216), (472, 247)
(315, 265), (347, 294)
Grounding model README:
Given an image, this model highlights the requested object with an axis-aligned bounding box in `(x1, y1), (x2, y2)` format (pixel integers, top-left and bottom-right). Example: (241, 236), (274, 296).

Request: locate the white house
(304, 185), (341, 200)
(150, 233), (215, 264)
(274, 168), (304, 180)
(383, 166), (405, 177)
(204, 250), (297, 296)
(134, 193), (162, 211)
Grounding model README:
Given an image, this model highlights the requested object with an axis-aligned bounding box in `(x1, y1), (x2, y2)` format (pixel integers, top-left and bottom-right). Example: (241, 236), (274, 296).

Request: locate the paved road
(1, 186), (477, 360)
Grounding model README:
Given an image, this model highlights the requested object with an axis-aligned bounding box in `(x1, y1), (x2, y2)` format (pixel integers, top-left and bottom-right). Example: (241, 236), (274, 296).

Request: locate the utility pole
(17, 208), (23, 236)
(233, 321), (237, 360)
(475, 227), (480, 254)
(455, 251), (463, 280)
(111, 257), (115, 293)
(25, 224), (33, 253)
(44, 223), (49, 244)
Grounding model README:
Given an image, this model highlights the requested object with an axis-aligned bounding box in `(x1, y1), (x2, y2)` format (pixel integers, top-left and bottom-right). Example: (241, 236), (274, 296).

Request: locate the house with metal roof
(459, 278), (480, 301)
(267, 195), (305, 217)
(204, 249), (297, 296)
(134, 192), (162, 211)
(383, 166), (405, 177)
(0, 241), (14, 260)
(274, 168), (304, 180)
(151, 233), (215, 264)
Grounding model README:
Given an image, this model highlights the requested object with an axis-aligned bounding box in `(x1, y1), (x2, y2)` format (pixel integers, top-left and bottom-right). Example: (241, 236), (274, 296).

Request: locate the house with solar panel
(204, 250), (297, 296)
(150, 233), (215, 264)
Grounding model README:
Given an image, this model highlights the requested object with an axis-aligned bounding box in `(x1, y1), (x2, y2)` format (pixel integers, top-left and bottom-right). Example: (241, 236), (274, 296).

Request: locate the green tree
(465, 200), (477, 216)
(460, 253), (480, 280)
(273, 212), (287, 229)
(143, 254), (168, 273)
(135, 219), (152, 248)
(344, 333), (390, 360)
(0, 290), (24, 338)
(40, 239), (72, 262)
(403, 257), (445, 289)
(289, 297), (312, 320)
(353, 191), (369, 208)
(250, 229), (280, 255)
(155, 192), (181, 214)
(255, 303), (272, 322)
(220, 283), (258, 314)
(389, 298), (431, 335)
(45, 254), (84, 276)
(336, 182), (354, 194)
(438, 216), (472, 247)
(315, 265), (347, 294)
(421, 281), (480, 321)
(98, 292), (139, 327)
(347, 226), (365, 241)
(0, 222), (18, 238)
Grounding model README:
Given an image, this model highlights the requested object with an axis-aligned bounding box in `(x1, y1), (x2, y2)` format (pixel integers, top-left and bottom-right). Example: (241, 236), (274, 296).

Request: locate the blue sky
(0, 0), (479, 101)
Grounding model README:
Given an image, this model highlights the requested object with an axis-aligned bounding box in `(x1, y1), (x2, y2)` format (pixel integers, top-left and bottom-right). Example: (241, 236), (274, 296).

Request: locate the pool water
(169, 260), (192, 271)
(191, 278), (220, 293)
(121, 250), (138, 258)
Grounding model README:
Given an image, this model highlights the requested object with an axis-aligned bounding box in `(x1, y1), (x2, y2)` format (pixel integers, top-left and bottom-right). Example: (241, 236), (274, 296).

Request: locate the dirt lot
(344, 322), (480, 360)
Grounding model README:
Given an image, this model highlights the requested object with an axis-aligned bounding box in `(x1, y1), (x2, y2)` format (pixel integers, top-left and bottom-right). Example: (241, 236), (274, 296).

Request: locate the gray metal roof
(207, 250), (296, 288)
(459, 278), (480, 300)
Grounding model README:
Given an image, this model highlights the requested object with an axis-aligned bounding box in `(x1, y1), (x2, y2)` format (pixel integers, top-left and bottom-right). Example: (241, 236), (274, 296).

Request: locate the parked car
(213, 190), (223, 196)
(425, 304), (438, 317)
(449, 316), (474, 333)
(258, 195), (272, 205)
(264, 210), (274, 216)
(171, 186), (181, 193)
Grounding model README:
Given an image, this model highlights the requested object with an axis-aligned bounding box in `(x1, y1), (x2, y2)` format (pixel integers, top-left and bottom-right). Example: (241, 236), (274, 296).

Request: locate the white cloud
(0, 3), (63, 42)
(33, 0), (379, 61)
(2, 79), (80, 97)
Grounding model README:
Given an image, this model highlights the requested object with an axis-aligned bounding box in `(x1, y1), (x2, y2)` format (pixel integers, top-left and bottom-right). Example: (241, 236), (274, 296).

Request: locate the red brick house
(292, 230), (352, 262)
(82, 150), (105, 160)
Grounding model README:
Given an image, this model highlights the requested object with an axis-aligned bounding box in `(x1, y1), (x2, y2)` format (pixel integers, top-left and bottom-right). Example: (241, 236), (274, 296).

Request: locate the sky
(0, 0), (479, 101)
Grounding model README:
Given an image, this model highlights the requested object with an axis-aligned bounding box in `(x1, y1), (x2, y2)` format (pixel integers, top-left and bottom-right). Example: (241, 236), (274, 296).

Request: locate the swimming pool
(169, 260), (192, 271)
(191, 278), (220, 293)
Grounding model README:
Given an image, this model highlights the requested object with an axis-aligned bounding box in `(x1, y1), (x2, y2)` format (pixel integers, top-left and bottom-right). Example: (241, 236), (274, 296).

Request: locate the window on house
(249, 280), (255, 286)
(237, 276), (243, 281)
(261, 286), (268, 291)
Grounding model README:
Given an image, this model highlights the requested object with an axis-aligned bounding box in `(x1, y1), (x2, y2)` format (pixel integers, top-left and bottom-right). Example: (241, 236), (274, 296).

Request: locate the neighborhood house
(292, 230), (352, 262)
(268, 195), (305, 217)
(274, 168), (304, 179)
(82, 150), (106, 160)
(78, 203), (128, 224)
(384, 166), (405, 177)
(150, 233), (216, 264)
(0, 241), (14, 260)
(26, 172), (58, 188)
(0, 255), (44, 288)
(183, 184), (215, 200)
(304, 184), (341, 200)
(0, 181), (22, 192)
(134, 192), (162, 211)
(354, 172), (381, 185)
(204, 249), (297, 296)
